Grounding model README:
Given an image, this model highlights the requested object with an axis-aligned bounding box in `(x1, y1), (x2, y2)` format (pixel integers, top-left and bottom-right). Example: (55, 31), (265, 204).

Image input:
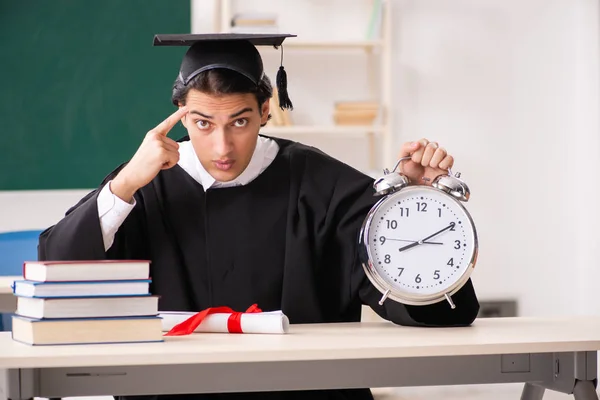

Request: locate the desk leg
(0, 369), (36, 400)
(573, 380), (599, 400)
(521, 383), (545, 400)
(521, 352), (598, 400)
(0, 369), (33, 400)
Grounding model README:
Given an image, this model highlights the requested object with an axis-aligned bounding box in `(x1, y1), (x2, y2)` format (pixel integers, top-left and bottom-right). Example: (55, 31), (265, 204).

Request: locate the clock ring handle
(447, 166), (460, 179)
(385, 156), (412, 175)
(384, 156), (470, 201)
(389, 156), (458, 178)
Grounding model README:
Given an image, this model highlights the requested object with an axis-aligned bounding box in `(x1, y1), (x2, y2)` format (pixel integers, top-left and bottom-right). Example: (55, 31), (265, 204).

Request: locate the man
(38, 33), (479, 399)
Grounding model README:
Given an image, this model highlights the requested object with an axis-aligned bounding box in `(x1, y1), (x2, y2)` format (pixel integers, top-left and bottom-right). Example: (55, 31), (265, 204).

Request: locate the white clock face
(365, 186), (477, 298)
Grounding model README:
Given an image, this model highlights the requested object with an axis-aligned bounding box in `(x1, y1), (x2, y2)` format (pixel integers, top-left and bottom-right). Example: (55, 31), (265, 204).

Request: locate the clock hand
(385, 238), (443, 245)
(397, 241), (420, 253)
(419, 222), (456, 243)
(397, 222), (455, 253)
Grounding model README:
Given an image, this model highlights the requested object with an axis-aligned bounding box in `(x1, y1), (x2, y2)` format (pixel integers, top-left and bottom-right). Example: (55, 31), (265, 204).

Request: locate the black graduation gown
(38, 136), (480, 400)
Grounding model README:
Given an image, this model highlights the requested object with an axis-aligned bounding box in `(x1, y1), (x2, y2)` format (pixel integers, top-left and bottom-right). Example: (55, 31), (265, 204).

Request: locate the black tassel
(276, 65), (293, 111)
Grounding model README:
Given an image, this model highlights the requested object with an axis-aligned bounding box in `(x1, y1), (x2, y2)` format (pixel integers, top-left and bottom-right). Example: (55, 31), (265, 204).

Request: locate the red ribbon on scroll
(164, 304), (262, 336)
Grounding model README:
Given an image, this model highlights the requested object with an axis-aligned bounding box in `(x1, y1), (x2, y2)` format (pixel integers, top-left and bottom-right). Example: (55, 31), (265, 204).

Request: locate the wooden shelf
(261, 125), (383, 137)
(215, 0), (393, 169)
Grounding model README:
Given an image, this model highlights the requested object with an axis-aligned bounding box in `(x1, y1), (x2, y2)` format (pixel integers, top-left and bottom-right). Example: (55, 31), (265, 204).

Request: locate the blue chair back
(0, 230), (42, 331)
(0, 230), (42, 275)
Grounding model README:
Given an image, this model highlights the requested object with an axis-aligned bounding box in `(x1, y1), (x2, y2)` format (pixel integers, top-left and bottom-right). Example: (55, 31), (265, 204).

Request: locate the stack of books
(333, 101), (380, 126)
(10, 260), (163, 346)
(231, 12), (278, 34)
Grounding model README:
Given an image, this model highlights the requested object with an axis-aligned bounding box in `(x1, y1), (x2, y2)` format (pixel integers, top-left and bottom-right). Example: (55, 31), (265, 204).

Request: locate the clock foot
(378, 289), (391, 305)
(445, 293), (456, 309)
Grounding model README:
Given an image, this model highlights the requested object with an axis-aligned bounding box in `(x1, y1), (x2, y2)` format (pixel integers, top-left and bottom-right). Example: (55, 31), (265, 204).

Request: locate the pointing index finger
(154, 106), (189, 136)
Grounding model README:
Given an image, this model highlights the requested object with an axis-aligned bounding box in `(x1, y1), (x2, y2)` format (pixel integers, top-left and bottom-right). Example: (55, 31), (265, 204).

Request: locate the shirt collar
(177, 136), (278, 191)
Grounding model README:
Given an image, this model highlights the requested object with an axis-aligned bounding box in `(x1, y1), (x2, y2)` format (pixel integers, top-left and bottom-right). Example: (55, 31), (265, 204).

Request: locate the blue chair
(0, 230), (43, 330)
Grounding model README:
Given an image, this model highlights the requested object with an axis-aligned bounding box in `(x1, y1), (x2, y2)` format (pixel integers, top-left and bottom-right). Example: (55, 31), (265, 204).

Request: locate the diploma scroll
(160, 309), (289, 335)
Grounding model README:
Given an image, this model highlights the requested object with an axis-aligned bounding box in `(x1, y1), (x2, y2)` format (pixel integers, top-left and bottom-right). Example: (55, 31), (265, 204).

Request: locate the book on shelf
(11, 315), (163, 345)
(22, 259), (150, 282)
(231, 12), (278, 34)
(231, 12), (277, 26)
(231, 26), (279, 34)
(267, 87), (293, 127)
(16, 295), (159, 319)
(335, 101), (380, 110)
(366, 0), (384, 40)
(333, 101), (380, 126)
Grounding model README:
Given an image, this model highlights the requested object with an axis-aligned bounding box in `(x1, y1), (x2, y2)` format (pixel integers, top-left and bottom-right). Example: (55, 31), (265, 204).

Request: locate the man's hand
(397, 138), (454, 186)
(111, 106), (189, 202)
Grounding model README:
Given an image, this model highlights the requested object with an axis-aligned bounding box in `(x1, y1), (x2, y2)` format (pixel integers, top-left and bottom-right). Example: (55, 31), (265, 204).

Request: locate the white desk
(0, 316), (599, 400)
(0, 277), (18, 313)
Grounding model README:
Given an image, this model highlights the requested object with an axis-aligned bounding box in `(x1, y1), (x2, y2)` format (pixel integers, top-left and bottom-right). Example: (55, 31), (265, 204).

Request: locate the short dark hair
(171, 69), (273, 126)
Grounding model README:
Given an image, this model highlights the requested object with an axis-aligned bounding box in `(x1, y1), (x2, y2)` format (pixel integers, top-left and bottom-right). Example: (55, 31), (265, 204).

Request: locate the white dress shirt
(97, 136), (279, 251)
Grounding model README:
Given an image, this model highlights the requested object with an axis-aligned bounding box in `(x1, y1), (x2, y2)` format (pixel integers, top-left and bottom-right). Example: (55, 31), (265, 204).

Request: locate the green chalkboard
(0, 0), (190, 190)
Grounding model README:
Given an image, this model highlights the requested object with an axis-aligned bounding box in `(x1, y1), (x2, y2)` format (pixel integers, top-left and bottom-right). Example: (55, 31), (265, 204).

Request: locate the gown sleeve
(37, 164), (149, 262)
(320, 154), (480, 327)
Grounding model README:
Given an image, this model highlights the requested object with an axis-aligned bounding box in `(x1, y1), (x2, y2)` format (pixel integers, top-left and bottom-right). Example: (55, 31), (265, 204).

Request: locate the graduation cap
(153, 33), (297, 110)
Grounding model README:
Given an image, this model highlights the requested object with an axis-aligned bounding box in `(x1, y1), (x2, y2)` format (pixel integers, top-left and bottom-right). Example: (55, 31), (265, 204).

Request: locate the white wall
(390, 0), (600, 317)
(0, 190), (90, 233)
(2, 0), (599, 317)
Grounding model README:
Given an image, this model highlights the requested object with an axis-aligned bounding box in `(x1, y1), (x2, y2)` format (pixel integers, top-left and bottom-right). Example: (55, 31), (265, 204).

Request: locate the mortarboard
(153, 33), (296, 110)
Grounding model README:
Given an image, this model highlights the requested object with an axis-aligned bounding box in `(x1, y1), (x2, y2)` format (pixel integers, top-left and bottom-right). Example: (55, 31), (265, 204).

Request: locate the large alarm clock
(358, 156), (478, 309)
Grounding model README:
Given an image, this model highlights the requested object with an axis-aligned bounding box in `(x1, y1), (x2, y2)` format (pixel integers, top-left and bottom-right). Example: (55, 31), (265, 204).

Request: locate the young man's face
(180, 89), (270, 182)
